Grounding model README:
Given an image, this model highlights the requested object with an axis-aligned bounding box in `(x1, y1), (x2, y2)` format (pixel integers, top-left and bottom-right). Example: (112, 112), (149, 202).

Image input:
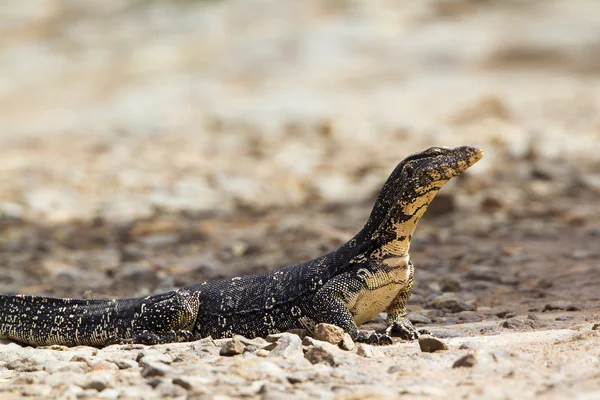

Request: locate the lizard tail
(0, 294), (132, 346)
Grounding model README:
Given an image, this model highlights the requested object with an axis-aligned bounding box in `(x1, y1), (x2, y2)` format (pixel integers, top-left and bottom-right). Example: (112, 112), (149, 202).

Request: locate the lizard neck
(370, 181), (446, 260)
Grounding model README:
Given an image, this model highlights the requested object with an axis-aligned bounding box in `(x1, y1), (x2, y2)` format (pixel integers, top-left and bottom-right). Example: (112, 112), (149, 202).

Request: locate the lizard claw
(356, 331), (394, 346)
(389, 318), (422, 341)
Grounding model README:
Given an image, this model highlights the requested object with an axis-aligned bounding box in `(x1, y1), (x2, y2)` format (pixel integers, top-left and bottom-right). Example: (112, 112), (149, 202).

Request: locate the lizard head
(370, 145), (483, 258)
(399, 145), (484, 194)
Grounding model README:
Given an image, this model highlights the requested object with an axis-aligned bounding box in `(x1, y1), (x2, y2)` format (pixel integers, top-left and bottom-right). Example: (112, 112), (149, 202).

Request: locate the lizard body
(0, 145), (483, 346)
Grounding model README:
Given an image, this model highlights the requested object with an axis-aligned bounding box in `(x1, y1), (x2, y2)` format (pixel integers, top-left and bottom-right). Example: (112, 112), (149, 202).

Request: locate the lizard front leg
(310, 273), (393, 345)
(383, 261), (427, 340)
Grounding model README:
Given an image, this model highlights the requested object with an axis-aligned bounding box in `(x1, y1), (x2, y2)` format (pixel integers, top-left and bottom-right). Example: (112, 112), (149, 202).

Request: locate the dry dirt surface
(1, 0), (600, 399)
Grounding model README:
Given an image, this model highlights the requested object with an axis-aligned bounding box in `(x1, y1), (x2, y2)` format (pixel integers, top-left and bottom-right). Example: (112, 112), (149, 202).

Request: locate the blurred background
(1, 0), (600, 221)
(1, 0), (600, 299)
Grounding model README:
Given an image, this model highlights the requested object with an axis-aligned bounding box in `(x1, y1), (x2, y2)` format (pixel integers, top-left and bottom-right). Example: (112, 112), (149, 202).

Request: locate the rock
(555, 315), (569, 321)
(501, 318), (540, 330)
(387, 365), (406, 374)
(418, 335), (448, 353)
(305, 346), (336, 366)
(457, 311), (483, 323)
(452, 354), (478, 368)
(265, 332), (302, 343)
(464, 266), (503, 283)
(268, 334), (303, 359)
(172, 376), (212, 392)
(219, 338), (246, 356)
(592, 324), (600, 331)
(287, 372), (309, 384)
(339, 333), (355, 351)
(80, 373), (112, 391)
(496, 309), (517, 319)
(140, 361), (172, 378)
(440, 278), (462, 292)
(232, 335), (269, 349)
(136, 349), (172, 364)
(313, 323), (345, 344)
(256, 349), (269, 357)
(544, 301), (580, 311)
(408, 312), (433, 325)
(426, 292), (476, 313)
(356, 344), (375, 358)
(112, 359), (137, 370)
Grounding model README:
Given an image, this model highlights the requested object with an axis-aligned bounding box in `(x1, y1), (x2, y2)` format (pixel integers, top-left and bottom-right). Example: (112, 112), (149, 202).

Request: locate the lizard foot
(356, 331), (394, 346)
(389, 318), (423, 341)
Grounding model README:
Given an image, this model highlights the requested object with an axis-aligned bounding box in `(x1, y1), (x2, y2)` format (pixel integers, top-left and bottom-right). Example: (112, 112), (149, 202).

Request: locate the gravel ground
(1, 1), (600, 399)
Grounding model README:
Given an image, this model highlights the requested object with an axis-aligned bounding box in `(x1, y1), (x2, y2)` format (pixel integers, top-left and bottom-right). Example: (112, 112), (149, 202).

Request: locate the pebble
(426, 292), (477, 313)
(233, 335), (269, 348)
(356, 344), (375, 358)
(268, 334), (304, 359)
(592, 324), (600, 331)
(501, 318), (538, 330)
(418, 335), (448, 353)
(305, 346), (337, 366)
(136, 349), (172, 364)
(544, 301), (580, 311)
(452, 354), (478, 368)
(408, 312), (433, 325)
(219, 339), (246, 356)
(339, 333), (355, 351)
(140, 361), (172, 378)
(496, 309), (518, 319)
(313, 323), (345, 344)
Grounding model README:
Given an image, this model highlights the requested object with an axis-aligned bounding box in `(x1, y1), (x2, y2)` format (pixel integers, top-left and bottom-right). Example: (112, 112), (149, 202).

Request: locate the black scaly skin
(0, 146), (483, 347)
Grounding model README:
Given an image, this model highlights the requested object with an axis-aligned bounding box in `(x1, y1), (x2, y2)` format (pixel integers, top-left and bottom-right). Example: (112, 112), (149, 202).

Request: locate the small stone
(440, 278), (462, 292)
(501, 318), (538, 330)
(592, 324), (600, 331)
(555, 315), (569, 321)
(452, 354), (477, 368)
(496, 309), (517, 319)
(233, 335), (269, 348)
(457, 311), (483, 323)
(80, 374), (112, 391)
(418, 335), (448, 353)
(313, 323), (345, 344)
(113, 359), (137, 369)
(268, 334), (303, 359)
(408, 312), (432, 325)
(137, 349), (172, 364)
(219, 339), (246, 356)
(387, 365), (406, 374)
(426, 292), (476, 313)
(305, 346), (336, 366)
(172, 376), (211, 392)
(356, 344), (375, 358)
(256, 349), (269, 357)
(287, 372), (309, 384)
(141, 361), (172, 378)
(265, 332), (301, 343)
(339, 333), (355, 351)
(544, 301), (580, 312)
(527, 314), (540, 320)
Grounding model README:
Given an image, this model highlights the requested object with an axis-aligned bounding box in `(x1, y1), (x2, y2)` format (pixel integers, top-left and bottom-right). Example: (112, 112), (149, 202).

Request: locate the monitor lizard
(0, 145), (483, 347)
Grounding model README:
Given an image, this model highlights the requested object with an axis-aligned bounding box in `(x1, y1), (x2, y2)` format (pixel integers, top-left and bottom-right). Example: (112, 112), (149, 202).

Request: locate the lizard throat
(377, 186), (443, 258)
